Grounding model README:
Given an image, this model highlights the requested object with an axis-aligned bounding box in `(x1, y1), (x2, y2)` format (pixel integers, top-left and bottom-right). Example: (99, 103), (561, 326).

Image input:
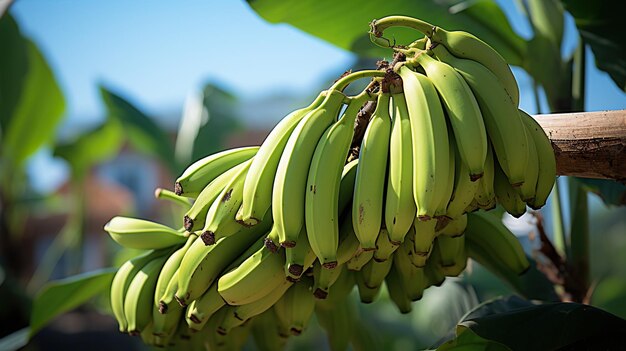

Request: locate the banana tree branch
(535, 109), (626, 182)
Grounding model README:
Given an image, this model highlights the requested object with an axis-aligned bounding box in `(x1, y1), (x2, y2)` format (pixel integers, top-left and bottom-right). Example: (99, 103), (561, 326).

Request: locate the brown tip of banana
(200, 231), (215, 245)
(128, 330), (140, 336)
(470, 172), (484, 182)
(174, 294), (187, 307)
(216, 327), (227, 336)
(264, 238), (280, 253)
(174, 182), (183, 195)
(511, 181), (524, 188)
(290, 328), (303, 336)
(189, 314), (201, 324)
(362, 247), (377, 252)
(314, 288), (328, 299)
(417, 215), (432, 221)
(183, 216), (193, 232)
(288, 264), (304, 278)
(158, 301), (168, 314)
(280, 240), (296, 248)
(322, 261), (338, 269)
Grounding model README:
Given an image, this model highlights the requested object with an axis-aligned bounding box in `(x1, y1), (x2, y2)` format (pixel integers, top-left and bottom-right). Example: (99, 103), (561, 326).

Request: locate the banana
(393, 243), (426, 301)
(413, 217), (437, 255)
(346, 249), (374, 271)
(104, 217), (187, 250)
(110, 249), (168, 332)
(436, 235), (467, 277)
(152, 235), (196, 337)
(423, 247), (446, 288)
(316, 290), (357, 351)
(273, 277), (316, 336)
(385, 265), (413, 314)
(250, 308), (288, 351)
(124, 253), (171, 335)
(373, 227), (399, 262)
(239, 92), (327, 226)
(410, 53), (487, 179)
(312, 262), (344, 299)
(465, 211), (529, 274)
(519, 110), (556, 209)
(398, 65), (449, 221)
(271, 90), (347, 248)
(474, 143), (496, 210)
(406, 226), (431, 268)
(154, 188), (192, 209)
(338, 159), (359, 213)
(175, 218), (272, 307)
(219, 279), (293, 334)
(217, 241), (287, 305)
(352, 92), (391, 249)
(431, 44), (528, 186)
(284, 226), (315, 281)
(385, 86), (417, 243)
(185, 283), (225, 332)
(439, 214), (467, 237)
(336, 212), (363, 265)
(371, 17), (520, 102)
(518, 125), (539, 202)
(306, 92), (369, 268)
(494, 160), (526, 218)
(445, 138), (480, 220)
(183, 161), (248, 232)
(360, 255), (393, 290)
(435, 130), (456, 218)
(175, 146), (259, 197)
(355, 265), (382, 303)
(200, 159), (252, 245)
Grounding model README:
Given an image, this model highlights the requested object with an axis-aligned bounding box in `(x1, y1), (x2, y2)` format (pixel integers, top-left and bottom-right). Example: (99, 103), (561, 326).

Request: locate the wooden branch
(534, 109), (626, 182)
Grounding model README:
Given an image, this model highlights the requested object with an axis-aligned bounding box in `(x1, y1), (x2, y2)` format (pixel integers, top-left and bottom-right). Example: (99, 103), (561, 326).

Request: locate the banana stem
(572, 35), (586, 112)
(568, 178), (590, 301)
(369, 16), (435, 48)
(330, 70), (386, 93)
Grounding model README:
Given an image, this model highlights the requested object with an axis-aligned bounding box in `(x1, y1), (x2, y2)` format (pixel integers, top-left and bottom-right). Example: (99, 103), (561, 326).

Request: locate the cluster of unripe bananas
(105, 15), (556, 350)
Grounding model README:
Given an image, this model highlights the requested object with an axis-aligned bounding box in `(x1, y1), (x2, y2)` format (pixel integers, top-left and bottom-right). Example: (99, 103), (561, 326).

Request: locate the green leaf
(576, 178), (626, 206)
(53, 119), (123, 176)
(436, 325), (510, 350)
(459, 296), (626, 349)
(561, 0), (626, 91)
(247, 0), (526, 65)
(0, 13), (28, 132)
(175, 82), (242, 166)
(29, 268), (116, 337)
(99, 86), (177, 173)
(1, 37), (65, 166)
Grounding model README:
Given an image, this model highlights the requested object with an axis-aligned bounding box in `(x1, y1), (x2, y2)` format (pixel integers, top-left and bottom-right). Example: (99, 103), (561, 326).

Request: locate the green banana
(110, 249), (168, 332)
(361, 255), (393, 289)
(436, 235), (467, 277)
(306, 92), (369, 267)
(316, 289), (357, 351)
(410, 53), (487, 180)
(385, 265), (413, 314)
(219, 279), (293, 334)
(355, 265), (383, 303)
(393, 243), (426, 301)
(398, 65), (449, 221)
(312, 262), (344, 299)
(518, 125), (539, 202)
(494, 160), (526, 218)
(183, 160), (248, 232)
(105, 217), (187, 250)
(373, 227), (399, 262)
(474, 143), (496, 210)
(439, 214), (467, 237)
(284, 226), (315, 281)
(185, 283), (225, 332)
(445, 137), (480, 219)
(413, 217), (437, 255)
(435, 129), (456, 218)
(175, 146), (259, 197)
(175, 218), (271, 307)
(124, 253), (171, 335)
(465, 211), (529, 274)
(250, 308), (288, 351)
(431, 44), (528, 186)
(217, 241), (287, 305)
(154, 188), (192, 209)
(152, 235), (196, 337)
(346, 249), (374, 271)
(352, 92), (391, 249)
(239, 92), (326, 226)
(200, 159), (252, 245)
(519, 110), (556, 209)
(386, 87), (417, 243)
(273, 278), (316, 336)
(271, 90), (347, 248)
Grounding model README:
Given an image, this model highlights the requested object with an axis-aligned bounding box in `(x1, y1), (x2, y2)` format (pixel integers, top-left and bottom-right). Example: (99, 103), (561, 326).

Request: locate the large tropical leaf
(454, 296), (626, 349)
(561, 0), (626, 91)
(0, 13), (65, 166)
(99, 86), (178, 173)
(29, 268), (116, 337)
(246, 0), (526, 65)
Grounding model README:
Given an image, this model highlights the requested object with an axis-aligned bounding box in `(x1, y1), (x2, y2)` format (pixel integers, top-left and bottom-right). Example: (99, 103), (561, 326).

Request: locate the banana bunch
(103, 15), (557, 350)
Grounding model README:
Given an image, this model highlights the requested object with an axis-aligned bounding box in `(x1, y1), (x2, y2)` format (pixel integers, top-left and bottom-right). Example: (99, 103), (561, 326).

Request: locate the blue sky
(9, 0), (625, 192)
